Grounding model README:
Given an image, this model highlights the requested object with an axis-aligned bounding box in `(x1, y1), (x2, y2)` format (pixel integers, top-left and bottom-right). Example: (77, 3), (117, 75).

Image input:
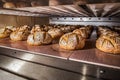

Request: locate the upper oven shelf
(0, 8), (47, 17)
(0, 3), (119, 17)
(0, 5), (89, 17)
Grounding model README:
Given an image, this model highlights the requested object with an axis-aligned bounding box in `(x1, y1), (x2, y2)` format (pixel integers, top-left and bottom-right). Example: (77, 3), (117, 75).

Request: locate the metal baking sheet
(0, 38), (120, 69)
(0, 38), (72, 60)
(0, 55), (100, 80)
(69, 39), (120, 69)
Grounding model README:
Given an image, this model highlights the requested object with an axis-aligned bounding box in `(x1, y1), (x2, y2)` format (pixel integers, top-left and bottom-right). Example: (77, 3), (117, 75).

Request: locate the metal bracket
(49, 17), (120, 26)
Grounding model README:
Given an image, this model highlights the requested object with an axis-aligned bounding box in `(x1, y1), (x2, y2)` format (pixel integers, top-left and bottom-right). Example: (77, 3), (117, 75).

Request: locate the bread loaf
(3, 2), (16, 8)
(73, 28), (88, 39)
(101, 30), (119, 37)
(48, 28), (64, 39)
(59, 32), (85, 50)
(60, 25), (72, 33)
(10, 25), (30, 41)
(96, 35), (120, 54)
(97, 26), (111, 37)
(73, 26), (93, 39)
(0, 27), (13, 38)
(27, 31), (52, 46)
(31, 25), (43, 33)
(48, 28), (64, 43)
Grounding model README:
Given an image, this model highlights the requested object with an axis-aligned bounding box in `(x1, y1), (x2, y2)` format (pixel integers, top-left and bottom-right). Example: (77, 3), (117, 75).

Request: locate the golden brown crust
(97, 26), (111, 37)
(48, 28), (64, 44)
(27, 31), (52, 46)
(3, 2), (16, 8)
(101, 31), (119, 37)
(48, 28), (64, 39)
(43, 25), (49, 32)
(10, 25), (30, 41)
(96, 35), (120, 54)
(0, 27), (13, 39)
(60, 27), (71, 33)
(73, 28), (88, 39)
(31, 25), (43, 33)
(59, 32), (85, 50)
(73, 26), (93, 39)
(60, 25), (76, 33)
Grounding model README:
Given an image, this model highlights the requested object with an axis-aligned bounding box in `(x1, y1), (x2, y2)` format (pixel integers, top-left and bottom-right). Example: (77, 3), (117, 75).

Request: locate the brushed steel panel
(0, 69), (27, 80)
(50, 17), (120, 26)
(0, 47), (99, 78)
(0, 46), (119, 80)
(0, 40), (119, 79)
(0, 55), (99, 80)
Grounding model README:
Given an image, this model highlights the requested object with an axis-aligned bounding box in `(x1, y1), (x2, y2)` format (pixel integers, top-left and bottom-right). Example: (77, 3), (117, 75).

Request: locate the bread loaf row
(0, 25), (119, 54)
(96, 26), (120, 54)
(0, 25), (93, 46)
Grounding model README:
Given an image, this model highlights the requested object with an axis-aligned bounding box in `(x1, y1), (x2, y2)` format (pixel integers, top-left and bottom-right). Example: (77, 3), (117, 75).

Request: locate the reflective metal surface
(0, 45), (120, 80)
(50, 17), (120, 26)
(0, 38), (120, 69)
(0, 38), (72, 60)
(0, 55), (99, 80)
(0, 47), (99, 78)
(0, 69), (27, 80)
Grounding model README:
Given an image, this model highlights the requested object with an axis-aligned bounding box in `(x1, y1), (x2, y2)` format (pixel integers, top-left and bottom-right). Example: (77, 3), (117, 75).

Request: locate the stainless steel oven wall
(0, 47), (101, 80)
(0, 47), (120, 80)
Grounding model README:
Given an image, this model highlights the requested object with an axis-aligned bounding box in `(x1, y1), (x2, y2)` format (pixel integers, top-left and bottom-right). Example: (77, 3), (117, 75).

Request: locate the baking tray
(0, 38), (72, 60)
(0, 38), (119, 69)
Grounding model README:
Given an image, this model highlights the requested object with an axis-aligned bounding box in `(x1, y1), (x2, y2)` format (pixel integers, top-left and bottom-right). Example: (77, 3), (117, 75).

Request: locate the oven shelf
(0, 8), (47, 17)
(0, 38), (119, 70)
(0, 3), (119, 17)
(0, 38), (72, 60)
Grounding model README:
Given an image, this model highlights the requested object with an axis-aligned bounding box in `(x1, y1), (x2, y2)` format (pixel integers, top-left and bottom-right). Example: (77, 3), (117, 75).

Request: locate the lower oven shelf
(0, 54), (99, 80)
(0, 38), (119, 80)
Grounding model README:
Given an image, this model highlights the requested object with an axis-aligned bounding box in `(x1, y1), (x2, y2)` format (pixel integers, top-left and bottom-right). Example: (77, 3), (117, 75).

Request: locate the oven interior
(0, 0), (119, 80)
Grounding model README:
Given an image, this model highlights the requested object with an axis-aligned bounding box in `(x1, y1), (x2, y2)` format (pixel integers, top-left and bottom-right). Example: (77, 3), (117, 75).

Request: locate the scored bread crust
(3, 2), (16, 8)
(73, 28), (88, 39)
(10, 26), (30, 41)
(0, 27), (12, 39)
(59, 32), (85, 50)
(48, 28), (64, 39)
(96, 35), (120, 54)
(27, 31), (52, 46)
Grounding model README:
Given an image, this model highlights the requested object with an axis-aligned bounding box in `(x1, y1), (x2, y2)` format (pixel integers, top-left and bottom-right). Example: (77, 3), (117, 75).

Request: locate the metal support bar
(50, 17), (120, 26)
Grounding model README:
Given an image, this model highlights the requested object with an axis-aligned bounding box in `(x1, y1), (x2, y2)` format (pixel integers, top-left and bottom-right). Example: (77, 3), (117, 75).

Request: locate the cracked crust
(59, 32), (85, 50)
(96, 35), (120, 54)
(27, 31), (52, 46)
